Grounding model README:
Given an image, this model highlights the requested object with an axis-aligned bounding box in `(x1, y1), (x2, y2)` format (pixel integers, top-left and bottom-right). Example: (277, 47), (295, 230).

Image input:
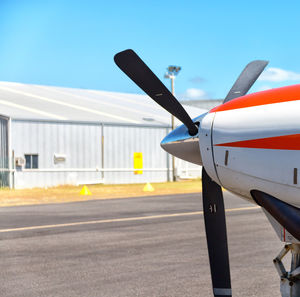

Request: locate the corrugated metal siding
(11, 120), (172, 188)
(12, 120), (102, 188)
(103, 125), (169, 184)
(10, 119), (200, 188)
(0, 116), (9, 187)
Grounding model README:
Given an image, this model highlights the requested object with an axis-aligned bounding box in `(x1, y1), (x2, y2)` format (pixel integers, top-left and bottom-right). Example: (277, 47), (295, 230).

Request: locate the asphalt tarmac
(0, 192), (283, 297)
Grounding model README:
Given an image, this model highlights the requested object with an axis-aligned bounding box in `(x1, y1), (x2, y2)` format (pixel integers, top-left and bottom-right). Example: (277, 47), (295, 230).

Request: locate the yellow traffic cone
(80, 185), (92, 195)
(143, 182), (154, 192)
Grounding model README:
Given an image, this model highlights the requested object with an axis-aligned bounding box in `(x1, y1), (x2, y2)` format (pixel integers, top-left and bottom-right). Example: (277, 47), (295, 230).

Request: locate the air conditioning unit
(15, 157), (25, 167)
(54, 153), (66, 164)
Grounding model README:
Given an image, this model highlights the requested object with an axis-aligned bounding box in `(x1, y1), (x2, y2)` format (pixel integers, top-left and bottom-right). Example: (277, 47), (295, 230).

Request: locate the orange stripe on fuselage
(216, 134), (300, 150)
(211, 84), (300, 113)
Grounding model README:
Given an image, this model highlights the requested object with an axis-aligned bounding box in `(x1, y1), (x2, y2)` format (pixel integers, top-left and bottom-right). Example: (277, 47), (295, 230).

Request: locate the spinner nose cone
(160, 114), (206, 165)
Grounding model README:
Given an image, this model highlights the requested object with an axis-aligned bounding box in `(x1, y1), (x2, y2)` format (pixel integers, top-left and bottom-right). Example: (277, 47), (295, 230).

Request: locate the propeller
(202, 168), (231, 296)
(224, 60), (268, 103)
(114, 49), (198, 136)
(114, 49), (268, 297)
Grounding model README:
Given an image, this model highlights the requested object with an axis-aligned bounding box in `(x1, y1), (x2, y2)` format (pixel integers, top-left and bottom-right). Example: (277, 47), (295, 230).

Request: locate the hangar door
(0, 116), (9, 187)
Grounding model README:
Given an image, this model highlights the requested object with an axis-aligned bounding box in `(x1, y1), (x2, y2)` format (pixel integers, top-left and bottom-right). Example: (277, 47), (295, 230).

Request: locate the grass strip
(0, 179), (202, 207)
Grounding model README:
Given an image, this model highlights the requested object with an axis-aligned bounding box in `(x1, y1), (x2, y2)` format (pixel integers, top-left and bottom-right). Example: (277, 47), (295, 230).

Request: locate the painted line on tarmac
(0, 206), (260, 233)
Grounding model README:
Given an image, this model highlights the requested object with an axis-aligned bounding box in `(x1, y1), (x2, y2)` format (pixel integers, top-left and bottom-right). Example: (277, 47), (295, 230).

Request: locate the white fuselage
(200, 100), (300, 207)
(162, 84), (300, 208)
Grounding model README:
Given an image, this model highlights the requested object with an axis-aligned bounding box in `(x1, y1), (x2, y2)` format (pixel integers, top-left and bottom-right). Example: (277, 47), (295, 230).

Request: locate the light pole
(164, 65), (181, 182)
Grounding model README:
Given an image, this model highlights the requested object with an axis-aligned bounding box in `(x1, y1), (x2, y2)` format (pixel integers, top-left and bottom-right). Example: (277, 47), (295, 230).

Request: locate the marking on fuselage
(0, 206), (260, 233)
(215, 133), (300, 150)
(210, 84), (300, 113)
(224, 150), (229, 166)
(294, 168), (298, 184)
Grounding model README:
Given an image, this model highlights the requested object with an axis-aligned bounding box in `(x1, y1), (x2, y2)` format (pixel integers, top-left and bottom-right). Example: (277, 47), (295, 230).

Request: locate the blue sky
(1, 0), (300, 100)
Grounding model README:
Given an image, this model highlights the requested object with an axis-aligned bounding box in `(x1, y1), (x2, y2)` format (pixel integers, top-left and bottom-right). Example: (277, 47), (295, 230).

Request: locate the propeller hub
(160, 114), (206, 165)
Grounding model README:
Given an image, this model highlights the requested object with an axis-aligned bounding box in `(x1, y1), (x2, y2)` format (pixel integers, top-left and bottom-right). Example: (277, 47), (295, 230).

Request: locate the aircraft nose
(160, 114), (206, 166)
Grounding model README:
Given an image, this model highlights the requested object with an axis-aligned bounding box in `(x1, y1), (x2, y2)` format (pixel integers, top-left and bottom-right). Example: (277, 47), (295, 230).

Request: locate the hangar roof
(0, 81), (207, 126)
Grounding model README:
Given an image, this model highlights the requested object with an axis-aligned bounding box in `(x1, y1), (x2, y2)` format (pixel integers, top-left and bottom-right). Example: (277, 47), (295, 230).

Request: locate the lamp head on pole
(164, 65), (181, 79)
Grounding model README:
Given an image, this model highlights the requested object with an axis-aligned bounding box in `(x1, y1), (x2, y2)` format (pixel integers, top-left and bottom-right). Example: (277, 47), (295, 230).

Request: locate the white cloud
(257, 85), (273, 92)
(259, 67), (300, 82)
(183, 88), (207, 100)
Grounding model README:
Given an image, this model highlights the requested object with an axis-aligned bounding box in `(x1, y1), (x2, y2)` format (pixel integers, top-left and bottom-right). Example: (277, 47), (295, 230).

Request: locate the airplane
(114, 49), (300, 297)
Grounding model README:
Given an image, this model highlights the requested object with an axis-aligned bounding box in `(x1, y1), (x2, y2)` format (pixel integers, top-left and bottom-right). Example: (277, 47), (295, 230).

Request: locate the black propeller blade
(114, 49), (198, 136)
(202, 168), (232, 297)
(224, 60), (268, 103)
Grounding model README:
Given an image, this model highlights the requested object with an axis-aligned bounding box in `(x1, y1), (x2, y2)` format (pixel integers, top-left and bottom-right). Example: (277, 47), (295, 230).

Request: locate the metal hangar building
(0, 81), (208, 189)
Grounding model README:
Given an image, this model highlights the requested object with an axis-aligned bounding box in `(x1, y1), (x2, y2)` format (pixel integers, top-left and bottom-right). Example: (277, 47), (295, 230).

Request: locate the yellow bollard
(143, 182), (154, 192)
(80, 185), (92, 195)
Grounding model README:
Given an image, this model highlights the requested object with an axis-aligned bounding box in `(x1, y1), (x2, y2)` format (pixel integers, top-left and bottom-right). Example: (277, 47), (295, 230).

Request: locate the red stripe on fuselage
(216, 134), (300, 150)
(211, 84), (300, 113)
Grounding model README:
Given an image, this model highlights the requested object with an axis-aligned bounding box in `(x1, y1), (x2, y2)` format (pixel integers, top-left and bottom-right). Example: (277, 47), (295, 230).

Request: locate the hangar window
(25, 154), (38, 169)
